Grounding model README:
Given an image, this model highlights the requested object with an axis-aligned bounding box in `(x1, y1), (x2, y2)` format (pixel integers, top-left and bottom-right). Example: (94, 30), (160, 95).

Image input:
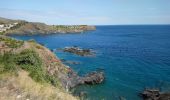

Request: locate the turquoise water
(11, 25), (170, 100)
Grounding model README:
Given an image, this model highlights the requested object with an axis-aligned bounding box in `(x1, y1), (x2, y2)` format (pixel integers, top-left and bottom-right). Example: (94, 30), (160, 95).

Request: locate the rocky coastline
(0, 35), (104, 100)
(60, 59), (81, 65)
(140, 89), (170, 100)
(0, 17), (96, 35)
(61, 46), (95, 56)
(62, 69), (105, 89)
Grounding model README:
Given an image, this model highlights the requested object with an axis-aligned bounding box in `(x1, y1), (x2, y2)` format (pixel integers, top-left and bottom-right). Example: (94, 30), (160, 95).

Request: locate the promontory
(0, 17), (96, 35)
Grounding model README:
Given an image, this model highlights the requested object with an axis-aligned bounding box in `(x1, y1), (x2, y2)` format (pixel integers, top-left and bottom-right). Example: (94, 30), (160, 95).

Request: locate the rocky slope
(0, 35), (104, 100)
(0, 35), (78, 100)
(141, 89), (170, 100)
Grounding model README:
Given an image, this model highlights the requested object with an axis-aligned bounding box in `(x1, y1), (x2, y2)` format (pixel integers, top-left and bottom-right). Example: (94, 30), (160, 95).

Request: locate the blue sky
(0, 0), (170, 25)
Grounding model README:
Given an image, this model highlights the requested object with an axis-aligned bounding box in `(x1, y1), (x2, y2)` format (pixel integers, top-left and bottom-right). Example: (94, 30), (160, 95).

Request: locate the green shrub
(15, 49), (46, 82)
(0, 49), (59, 86)
(16, 49), (59, 85)
(16, 49), (42, 66)
(0, 52), (17, 73)
(0, 32), (4, 35)
(28, 39), (36, 43)
(45, 74), (60, 86)
(0, 37), (24, 48)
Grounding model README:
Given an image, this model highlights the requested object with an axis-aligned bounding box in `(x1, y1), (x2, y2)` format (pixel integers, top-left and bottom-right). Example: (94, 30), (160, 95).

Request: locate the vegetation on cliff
(0, 35), (78, 100)
(0, 36), (24, 48)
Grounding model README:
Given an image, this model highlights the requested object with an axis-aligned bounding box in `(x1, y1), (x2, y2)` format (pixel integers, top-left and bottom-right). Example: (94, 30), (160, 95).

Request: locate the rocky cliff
(0, 35), (78, 100)
(0, 35), (104, 100)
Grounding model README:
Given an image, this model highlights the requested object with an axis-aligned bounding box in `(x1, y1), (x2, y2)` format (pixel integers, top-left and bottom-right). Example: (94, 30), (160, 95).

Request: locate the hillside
(0, 35), (78, 100)
(0, 17), (96, 35)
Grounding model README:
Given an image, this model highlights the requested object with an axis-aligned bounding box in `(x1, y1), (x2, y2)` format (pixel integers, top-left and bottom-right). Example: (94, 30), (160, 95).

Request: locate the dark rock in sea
(61, 69), (105, 90)
(60, 59), (81, 65)
(62, 46), (94, 56)
(50, 49), (54, 52)
(60, 58), (66, 62)
(140, 89), (170, 100)
(96, 67), (105, 71)
(83, 71), (105, 85)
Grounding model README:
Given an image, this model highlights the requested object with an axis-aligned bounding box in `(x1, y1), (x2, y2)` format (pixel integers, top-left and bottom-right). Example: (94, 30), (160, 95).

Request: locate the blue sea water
(11, 25), (170, 100)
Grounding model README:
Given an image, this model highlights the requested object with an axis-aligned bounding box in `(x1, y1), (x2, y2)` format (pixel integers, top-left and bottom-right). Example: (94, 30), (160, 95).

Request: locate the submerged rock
(119, 96), (126, 100)
(62, 46), (94, 56)
(79, 91), (87, 98)
(140, 89), (170, 100)
(60, 59), (81, 65)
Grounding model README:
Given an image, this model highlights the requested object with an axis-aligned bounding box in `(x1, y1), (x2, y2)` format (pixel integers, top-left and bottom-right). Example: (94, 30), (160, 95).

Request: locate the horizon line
(1, 16), (170, 26)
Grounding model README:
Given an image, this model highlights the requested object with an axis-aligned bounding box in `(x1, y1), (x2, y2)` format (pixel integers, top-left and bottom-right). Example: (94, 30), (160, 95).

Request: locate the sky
(0, 0), (170, 25)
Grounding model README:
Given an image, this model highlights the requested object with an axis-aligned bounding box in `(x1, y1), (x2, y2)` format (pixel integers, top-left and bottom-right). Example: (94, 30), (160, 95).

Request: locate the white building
(0, 28), (6, 32)
(14, 22), (18, 25)
(0, 23), (18, 33)
(9, 24), (14, 28)
(0, 25), (4, 28)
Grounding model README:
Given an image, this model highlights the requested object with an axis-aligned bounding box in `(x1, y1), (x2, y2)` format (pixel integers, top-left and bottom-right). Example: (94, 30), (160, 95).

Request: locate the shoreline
(0, 35), (104, 99)
(0, 17), (96, 35)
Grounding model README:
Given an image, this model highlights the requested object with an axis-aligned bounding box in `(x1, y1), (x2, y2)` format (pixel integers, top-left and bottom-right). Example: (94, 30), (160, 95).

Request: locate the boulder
(83, 71), (105, 85)
(61, 70), (105, 89)
(62, 46), (94, 56)
(141, 89), (170, 100)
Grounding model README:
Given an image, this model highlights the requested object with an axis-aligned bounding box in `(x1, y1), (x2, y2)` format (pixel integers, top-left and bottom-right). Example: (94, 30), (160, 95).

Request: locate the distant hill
(0, 17), (96, 35)
(0, 17), (25, 24)
(0, 17), (14, 24)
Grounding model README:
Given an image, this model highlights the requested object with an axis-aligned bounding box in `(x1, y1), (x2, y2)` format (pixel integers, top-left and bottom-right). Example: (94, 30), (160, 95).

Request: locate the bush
(0, 32), (4, 35)
(28, 39), (36, 43)
(0, 52), (17, 73)
(0, 37), (24, 48)
(16, 49), (46, 82)
(16, 49), (59, 85)
(45, 74), (60, 86)
(16, 49), (42, 66)
(0, 49), (59, 86)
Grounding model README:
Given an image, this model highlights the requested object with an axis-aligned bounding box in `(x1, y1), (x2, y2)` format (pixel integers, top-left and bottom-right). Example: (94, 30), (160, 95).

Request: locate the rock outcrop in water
(62, 46), (94, 56)
(60, 59), (81, 65)
(140, 89), (170, 100)
(62, 69), (105, 89)
(83, 71), (105, 84)
(0, 35), (104, 100)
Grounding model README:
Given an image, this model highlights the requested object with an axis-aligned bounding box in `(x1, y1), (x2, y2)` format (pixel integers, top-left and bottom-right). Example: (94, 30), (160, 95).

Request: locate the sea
(11, 25), (170, 100)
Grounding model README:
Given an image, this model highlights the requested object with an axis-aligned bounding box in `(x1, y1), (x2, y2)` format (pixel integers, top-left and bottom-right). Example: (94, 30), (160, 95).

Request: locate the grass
(54, 25), (87, 30)
(0, 36), (24, 48)
(0, 52), (18, 74)
(0, 70), (78, 100)
(0, 32), (4, 35)
(16, 49), (45, 82)
(0, 49), (60, 87)
(0, 36), (78, 100)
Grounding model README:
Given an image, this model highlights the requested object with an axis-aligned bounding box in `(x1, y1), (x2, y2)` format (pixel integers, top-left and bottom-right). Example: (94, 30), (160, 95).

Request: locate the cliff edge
(0, 35), (78, 100)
